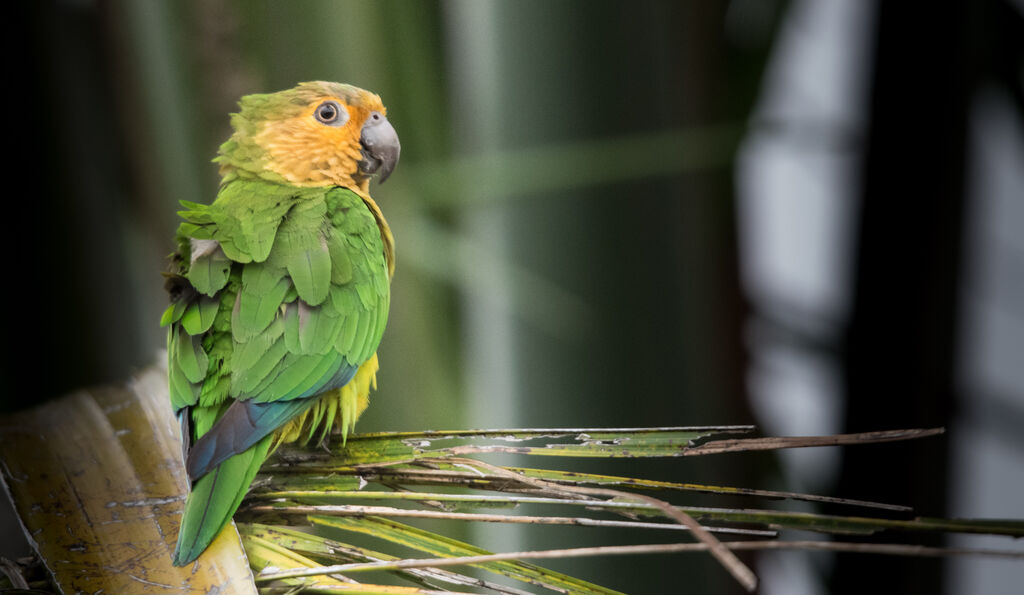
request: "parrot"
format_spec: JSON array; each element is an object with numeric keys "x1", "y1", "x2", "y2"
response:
[{"x1": 160, "y1": 81, "x2": 399, "y2": 566}]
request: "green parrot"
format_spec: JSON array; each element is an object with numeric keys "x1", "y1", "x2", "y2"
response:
[{"x1": 161, "y1": 81, "x2": 399, "y2": 566}]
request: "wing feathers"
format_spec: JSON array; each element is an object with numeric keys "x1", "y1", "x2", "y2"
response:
[
  {"x1": 233, "y1": 262, "x2": 292, "y2": 341},
  {"x1": 186, "y1": 242, "x2": 232, "y2": 296},
  {"x1": 174, "y1": 327, "x2": 209, "y2": 383},
  {"x1": 181, "y1": 295, "x2": 219, "y2": 335}
]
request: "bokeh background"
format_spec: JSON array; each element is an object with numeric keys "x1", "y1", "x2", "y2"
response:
[{"x1": 6, "y1": 1, "x2": 1024, "y2": 593}]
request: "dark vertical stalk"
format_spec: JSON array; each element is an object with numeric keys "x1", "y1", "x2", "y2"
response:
[{"x1": 832, "y1": 3, "x2": 981, "y2": 594}]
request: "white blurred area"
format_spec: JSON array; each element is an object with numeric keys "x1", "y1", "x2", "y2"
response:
[
  {"x1": 949, "y1": 86, "x2": 1024, "y2": 592},
  {"x1": 737, "y1": 1, "x2": 874, "y2": 591},
  {"x1": 736, "y1": 0, "x2": 1024, "y2": 593}
]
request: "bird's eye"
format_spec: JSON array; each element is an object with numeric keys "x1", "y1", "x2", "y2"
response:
[{"x1": 314, "y1": 100, "x2": 348, "y2": 127}]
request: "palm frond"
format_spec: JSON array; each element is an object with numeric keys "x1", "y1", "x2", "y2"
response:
[
  {"x1": 2, "y1": 368, "x2": 1020, "y2": 594},
  {"x1": 243, "y1": 426, "x2": 1023, "y2": 593}
]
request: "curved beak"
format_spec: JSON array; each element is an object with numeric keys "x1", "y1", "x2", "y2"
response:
[{"x1": 358, "y1": 111, "x2": 400, "y2": 183}]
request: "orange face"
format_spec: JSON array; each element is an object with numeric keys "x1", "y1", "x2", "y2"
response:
[{"x1": 254, "y1": 90, "x2": 388, "y2": 189}]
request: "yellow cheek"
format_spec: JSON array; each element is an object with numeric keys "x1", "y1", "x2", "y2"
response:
[{"x1": 256, "y1": 117, "x2": 364, "y2": 187}]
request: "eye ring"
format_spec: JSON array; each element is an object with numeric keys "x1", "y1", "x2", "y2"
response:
[{"x1": 314, "y1": 100, "x2": 349, "y2": 127}]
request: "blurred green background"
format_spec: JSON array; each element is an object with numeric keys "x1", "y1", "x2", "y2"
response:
[{"x1": 7, "y1": 1, "x2": 1024, "y2": 593}]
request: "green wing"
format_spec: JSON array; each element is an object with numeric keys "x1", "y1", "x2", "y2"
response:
[{"x1": 162, "y1": 180, "x2": 390, "y2": 565}]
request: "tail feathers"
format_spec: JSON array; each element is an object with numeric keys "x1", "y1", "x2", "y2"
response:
[
  {"x1": 186, "y1": 397, "x2": 316, "y2": 482},
  {"x1": 173, "y1": 434, "x2": 273, "y2": 566}
]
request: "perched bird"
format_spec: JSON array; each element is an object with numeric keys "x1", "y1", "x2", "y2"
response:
[{"x1": 161, "y1": 82, "x2": 399, "y2": 566}]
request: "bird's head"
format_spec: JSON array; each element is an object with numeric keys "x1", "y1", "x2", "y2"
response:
[{"x1": 215, "y1": 81, "x2": 400, "y2": 191}]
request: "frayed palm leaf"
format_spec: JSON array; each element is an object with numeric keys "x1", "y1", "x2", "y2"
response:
[
  {"x1": 1, "y1": 366, "x2": 1021, "y2": 594},
  {"x1": 242, "y1": 427, "x2": 1023, "y2": 593}
]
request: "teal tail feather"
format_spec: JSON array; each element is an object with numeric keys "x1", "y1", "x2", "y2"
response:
[{"x1": 173, "y1": 434, "x2": 273, "y2": 566}]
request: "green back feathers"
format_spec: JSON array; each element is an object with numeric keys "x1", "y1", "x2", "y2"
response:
[
  {"x1": 164, "y1": 178, "x2": 390, "y2": 565},
  {"x1": 163, "y1": 180, "x2": 389, "y2": 411}
]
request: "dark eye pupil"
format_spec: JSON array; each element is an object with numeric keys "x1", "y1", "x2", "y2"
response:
[{"x1": 315, "y1": 101, "x2": 348, "y2": 126}]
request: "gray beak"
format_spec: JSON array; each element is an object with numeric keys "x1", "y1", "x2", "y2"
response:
[{"x1": 358, "y1": 111, "x2": 400, "y2": 183}]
